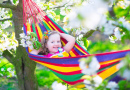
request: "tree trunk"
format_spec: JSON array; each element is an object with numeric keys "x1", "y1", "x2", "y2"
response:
[{"x1": 11, "y1": 1, "x2": 38, "y2": 90}]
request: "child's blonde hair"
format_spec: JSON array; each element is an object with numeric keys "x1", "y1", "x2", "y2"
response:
[{"x1": 40, "y1": 31, "x2": 61, "y2": 55}]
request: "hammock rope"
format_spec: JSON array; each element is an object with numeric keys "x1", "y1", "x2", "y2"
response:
[{"x1": 23, "y1": 0, "x2": 130, "y2": 88}]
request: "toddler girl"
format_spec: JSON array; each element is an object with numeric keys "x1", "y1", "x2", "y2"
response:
[{"x1": 31, "y1": 31, "x2": 75, "y2": 57}]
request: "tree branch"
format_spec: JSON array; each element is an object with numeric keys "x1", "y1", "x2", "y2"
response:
[
  {"x1": 0, "y1": 17, "x2": 13, "y2": 22},
  {"x1": 83, "y1": 30, "x2": 95, "y2": 38},
  {"x1": 43, "y1": 1, "x2": 73, "y2": 11},
  {"x1": 0, "y1": 3, "x2": 16, "y2": 9},
  {"x1": 2, "y1": 50, "x2": 14, "y2": 64}
]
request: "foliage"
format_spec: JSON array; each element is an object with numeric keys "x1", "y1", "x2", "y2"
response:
[
  {"x1": 87, "y1": 40, "x2": 130, "y2": 54},
  {"x1": 36, "y1": 69, "x2": 64, "y2": 88},
  {"x1": 0, "y1": 58, "x2": 16, "y2": 78}
]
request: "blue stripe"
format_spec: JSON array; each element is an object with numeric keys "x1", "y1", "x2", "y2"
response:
[
  {"x1": 96, "y1": 51, "x2": 130, "y2": 62},
  {"x1": 29, "y1": 50, "x2": 130, "y2": 64},
  {"x1": 39, "y1": 23, "x2": 47, "y2": 33}
]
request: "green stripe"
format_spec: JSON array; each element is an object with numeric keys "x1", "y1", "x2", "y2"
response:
[
  {"x1": 50, "y1": 70, "x2": 84, "y2": 82},
  {"x1": 105, "y1": 72, "x2": 118, "y2": 81},
  {"x1": 97, "y1": 62, "x2": 119, "y2": 73},
  {"x1": 42, "y1": 21, "x2": 50, "y2": 30},
  {"x1": 32, "y1": 23, "x2": 38, "y2": 40}
]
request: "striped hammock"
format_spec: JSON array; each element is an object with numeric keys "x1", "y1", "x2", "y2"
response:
[{"x1": 23, "y1": 0, "x2": 130, "y2": 88}]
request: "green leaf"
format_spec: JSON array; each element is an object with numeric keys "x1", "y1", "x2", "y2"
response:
[
  {"x1": 118, "y1": 80, "x2": 127, "y2": 89},
  {"x1": 30, "y1": 32, "x2": 37, "y2": 38},
  {"x1": 13, "y1": 0, "x2": 17, "y2": 4},
  {"x1": 33, "y1": 41, "x2": 42, "y2": 50}
]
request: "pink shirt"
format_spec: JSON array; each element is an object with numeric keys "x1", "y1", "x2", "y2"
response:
[{"x1": 44, "y1": 48, "x2": 69, "y2": 58}]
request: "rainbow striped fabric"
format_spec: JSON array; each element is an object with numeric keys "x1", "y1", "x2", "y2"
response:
[
  {"x1": 23, "y1": 0, "x2": 130, "y2": 88},
  {"x1": 23, "y1": 15, "x2": 130, "y2": 88}
]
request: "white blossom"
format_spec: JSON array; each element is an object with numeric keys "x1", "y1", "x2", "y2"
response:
[
  {"x1": 20, "y1": 33, "x2": 26, "y2": 38},
  {"x1": 89, "y1": 57, "x2": 100, "y2": 71},
  {"x1": 1, "y1": 21, "x2": 11, "y2": 29},
  {"x1": 28, "y1": 45, "x2": 34, "y2": 50},
  {"x1": 82, "y1": 68, "x2": 94, "y2": 75},
  {"x1": 7, "y1": 68, "x2": 12, "y2": 71},
  {"x1": 117, "y1": 60, "x2": 125, "y2": 69},
  {"x1": 1, "y1": 68, "x2": 4, "y2": 71},
  {"x1": 21, "y1": 39, "x2": 26, "y2": 44},
  {"x1": 60, "y1": 7, "x2": 67, "y2": 15},
  {"x1": 103, "y1": 21, "x2": 116, "y2": 35},
  {"x1": 52, "y1": 81, "x2": 67, "y2": 90},
  {"x1": 80, "y1": 57, "x2": 100, "y2": 75},
  {"x1": 98, "y1": 15, "x2": 107, "y2": 29},
  {"x1": 26, "y1": 41, "x2": 32, "y2": 46},
  {"x1": 93, "y1": 75, "x2": 103, "y2": 87},
  {"x1": 109, "y1": 36, "x2": 115, "y2": 43},
  {"x1": 119, "y1": 18, "x2": 130, "y2": 31},
  {"x1": 114, "y1": 27, "x2": 121, "y2": 40},
  {"x1": 122, "y1": 69, "x2": 130, "y2": 81},
  {"x1": 79, "y1": 60, "x2": 87, "y2": 70},
  {"x1": 106, "y1": 81, "x2": 118, "y2": 90},
  {"x1": 83, "y1": 80, "x2": 94, "y2": 90},
  {"x1": 84, "y1": 12, "x2": 102, "y2": 30},
  {"x1": 10, "y1": 70, "x2": 16, "y2": 77},
  {"x1": 25, "y1": 36, "x2": 30, "y2": 40},
  {"x1": 20, "y1": 43, "x2": 28, "y2": 47}
]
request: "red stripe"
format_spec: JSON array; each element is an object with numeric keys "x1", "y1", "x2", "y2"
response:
[
  {"x1": 49, "y1": 68, "x2": 82, "y2": 75},
  {"x1": 75, "y1": 43, "x2": 89, "y2": 55},
  {"x1": 100, "y1": 60, "x2": 120, "y2": 69},
  {"x1": 35, "y1": 25, "x2": 41, "y2": 42},
  {"x1": 71, "y1": 48, "x2": 80, "y2": 56},
  {"x1": 30, "y1": 24, "x2": 33, "y2": 32},
  {"x1": 31, "y1": 58, "x2": 79, "y2": 67},
  {"x1": 91, "y1": 49, "x2": 130, "y2": 56},
  {"x1": 62, "y1": 79, "x2": 84, "y2": 85}
]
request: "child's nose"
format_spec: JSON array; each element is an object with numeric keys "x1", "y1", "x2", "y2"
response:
[{"x1": 55, "y1": 42, "x2": 59, "y2": 45}]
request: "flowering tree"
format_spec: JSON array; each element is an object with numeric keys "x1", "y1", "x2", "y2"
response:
[
  {"x1": 0, "y1": 0, "x2": 130, "y2": 90},
  {"x1": 0, "y1": 0, "x2": 38, "y2": 90}
]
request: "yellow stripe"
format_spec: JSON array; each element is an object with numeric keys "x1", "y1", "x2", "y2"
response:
[
  {"x1": 75, "y1": 84, "x2": 85, "y2": 88},
  {"x1": 69, "y1": 51, "x2": 76, "y2": 57},
  {"x1": 48, "y1": 21, "x2": 58, "y2": 31},
  {"x1": 35, "y1": 61, "x2": 81, "y2": 72},
  {"x1": 99, "y1": 58, "x2": 122, "y2": 65},
  {"x1": 61, "y1": 41, "x2": 65, "y2": 46},
  {"x1": 61, "y1": 39, "x2": 76, "y2": 57},
  {"x1": 26, "y1": 23, "x2": 32, "y2": 52},
  {"x1": 36, "y1": 23, "x2": 43, "y2": 40},
  {"x1": 98, "y1": 64, "x2": 119, "y2": 80},
  {"x1": 27, "y1": 23, "x2": 31, "y2": 32},
  {"x1": 43, "y1": 20, "x2": 53, "y2": 30},
  {"x1": 75, "y1": 45, "x2": 87, "y2": 55}
]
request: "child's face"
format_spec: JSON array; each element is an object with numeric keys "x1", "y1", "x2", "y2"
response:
[{"x1": 46, "y1": 33, "x2": 62, "y2": 54}]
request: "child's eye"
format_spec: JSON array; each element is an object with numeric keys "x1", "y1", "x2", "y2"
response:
[
  {"x1": 51, "y1": 41, "x2": 54, "y2": 43},
  {"x1": 57, "y1": 41, "x2": 60, "y2": 43}
]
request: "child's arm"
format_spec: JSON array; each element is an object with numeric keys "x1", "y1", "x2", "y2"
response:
[
  {"x1": 59, "y1": 33, "x2": 75, "y2": 53},
  {"x1": 30, "y1": 48, "x2": 42, "y2": 55}
]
